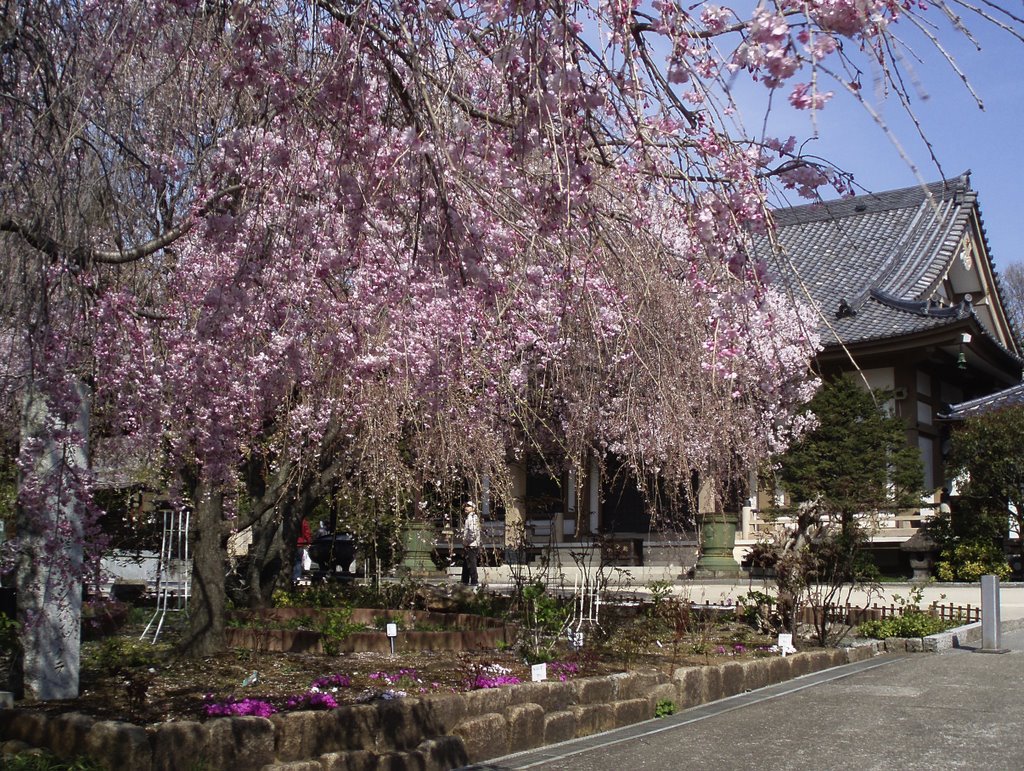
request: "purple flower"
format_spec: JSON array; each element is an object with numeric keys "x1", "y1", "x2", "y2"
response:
[
  {"x1": 312, "y1": 673, "x2": 352, "y2": 689},
  {"x1": 548, "y1": 661, "x2": 580, "y2": 678},
  {"x1": 473, "y1": 674, "x2": 522, "y2": 689},
  {"x1": 203, "y1": 697, "x2": 277, "y2": 718},
  {"x1": 286, "y1": 690, "x2": 339, "y2": 710}
]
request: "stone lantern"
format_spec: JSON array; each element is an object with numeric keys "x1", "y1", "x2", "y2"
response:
[{"x1": 900, "y1": 531, "x2": 938, "y2": 581}]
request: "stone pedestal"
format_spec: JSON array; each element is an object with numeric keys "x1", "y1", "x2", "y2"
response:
[
  {"x1": 694, "y1": 510, "x2": 743, "y2": 579},
  {"x1": 399, "y1": 521, "x2": 439, "y2": 576}
]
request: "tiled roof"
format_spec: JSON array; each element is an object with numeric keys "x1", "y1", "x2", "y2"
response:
[
  {"x1": 763, "y1": 176, "x2": 978, "y2": 347},
  {"x1": 943, "y1": 382, "x2": 1024, "y2": 420}
]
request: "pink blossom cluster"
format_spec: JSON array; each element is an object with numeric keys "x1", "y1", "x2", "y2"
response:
[
  {"x1": 3, "y1": 0, "x2": 965, "y2": 616},
  {"x1": 285, "y1": 690, "x2": 339, "y2": 711},
  {"x1": 203, "y1": 697, "x2": 277, "y2": 718}
]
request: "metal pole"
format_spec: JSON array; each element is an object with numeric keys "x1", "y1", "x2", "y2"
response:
[{"x1": 979, "y1": 574, "x2": 1009, "y2": 654}]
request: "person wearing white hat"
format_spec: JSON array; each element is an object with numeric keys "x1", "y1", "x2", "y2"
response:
[{"x1": 460, "y1": 502, "x2": 481, "y2": 586}]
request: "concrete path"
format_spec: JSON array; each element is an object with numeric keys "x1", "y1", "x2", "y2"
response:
[
  {"x1": 474, "y1": 627, "x2": 1024, "y2": 770},
  {"x1": 461, "y1": 564, "x2": 1024, "y2": 620}
]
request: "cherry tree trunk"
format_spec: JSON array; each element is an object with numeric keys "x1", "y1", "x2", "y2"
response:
[
  {"x1": 15, "y1": 382, "x2": 88, "y2": 700},
  {"x1": 180, "y1": 481, "x2": 226, "y2": 657}
]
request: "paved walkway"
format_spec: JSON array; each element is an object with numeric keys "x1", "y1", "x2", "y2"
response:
[
  {"x1": 462, "y1": 564, "x2": 1024, "y2": 620},
  {"x1": 473, "y1": 626, "x2": 1024, "y2": 770}
]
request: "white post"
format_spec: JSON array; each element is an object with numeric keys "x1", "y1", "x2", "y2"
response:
[{"x1": 979, "y1": 574, "x2": 1008, "y2": 654}]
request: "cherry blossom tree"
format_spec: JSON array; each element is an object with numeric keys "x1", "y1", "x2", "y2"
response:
[{"x1": 2, "y1": 0, "x2": 1020, "y2": 696}]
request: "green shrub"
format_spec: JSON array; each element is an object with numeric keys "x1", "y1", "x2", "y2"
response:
[
  {"x1": 318, "y1": 607, "x2": 365, "y2": 655},
  {"x1": 654, "y1": 699, "x2": 676, "y2": 718},
  {"x1": 935, "y1": 542, "x2": 1011, "y2": 582},
  {"x1": 857, "y1": 611, "x2": 953, "y2": 639},
  {"x1": 0, "y1": 752, "x2": 107, "y2": 770}
]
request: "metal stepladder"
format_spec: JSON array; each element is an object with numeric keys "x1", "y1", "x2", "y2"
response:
[{"x1": 141, "y1": 506, "x2": 192, "y2": 643}]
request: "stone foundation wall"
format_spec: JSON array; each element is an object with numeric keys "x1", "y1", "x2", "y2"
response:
[{"x1": 0, "y1": 646, "x2": 878, "y2": 771}]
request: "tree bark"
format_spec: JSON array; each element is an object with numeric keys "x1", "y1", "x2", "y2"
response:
[{"x1": 180, "y1": 479, "x2": 226, "y2": 657}]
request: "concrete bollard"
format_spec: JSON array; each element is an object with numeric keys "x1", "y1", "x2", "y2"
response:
[{"x1": 979, "y1": 574, "x2": 1009, "y2": 654}]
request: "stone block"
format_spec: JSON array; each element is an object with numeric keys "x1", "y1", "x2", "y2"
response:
[
  {"x1": 273, "y1": 705, "x2": 381, "y2": 761},
  {"x1": 84, "y1": 720, "x2": 152, "y2": 771},
  {"x1": 260, "y1": 762, "x2": 322, "y2": 771},
  {"x1": 418, "y1": 693, "x2": 466, "y2": 733},
  {"x1": 767, "y1": 655, "x2": 791, "y2": 684},
  {"x1": 1, "y1": 740, "x2": 33, "y2": 756},
  {"x1": 739, "y1": 659, "x2": 770, "y2": 691},
  {"x1": 416, "y1": 736, "x2": 468, "y2": 771},
  {"x1": 647, "y1": 683, "x2": 677, "y2": 715},
  {"x1": 376, "y1": 699, "x2": 431, "y2": 752},
  {"x1": 452, "y1": 712, "x2": 507, "y2": 764},
  {"x1": 671, "y1": 667, "x2": 704, "y2": 709},
  {"x1": 573, "y1": 676, "x2": 614, "y2": 706},
  {"x1": 789, "y1": 653, "x2": 811, "y2": 678},
  {"x1": 206, "y1": 716, "x2": 275, "y2": 770},
  {"x1": 508, "y1": 680, "x2": 575, "y2": 712},
  {"x1": 150, "y1": 720, "x2": 210, "y2": 771},
  {"x1": 884, "y1": 638, "x2": 907, "y2": 653},
  {"x1": 719, "y1": 662, "x2": 745, "y2": 698},
  {"x1": 702, "y1": 666, "x2": 723, "y2": 703},
  {"x1": 806, "y1": 650, "x2": 828, "y2": 675},
  {"x1": 571, "y1": 703, "x2": 614, "y2": 737},
  {"x1": 504, "y1": 703, "x2": 545, "y2": 753},
  {"x1": 612, "y1": 698, "x2": 651, "y2": 728},
  {"x1": 461, "y1": 686, "x2": 512, "y2": 716},
  {"x1": 319, "y1": 750, "x2": 380, "y2": 771},
  {"x1": 46, "y1": 712, "x2": 95, "y2": 759},
  {"x1": 609, "y1": 670, "x2": 666, "y2": 701},
  {"x1": 543, "y1": 710, "x2": 577, "y2": 745},
  {"x1": 906, "y1": 637, "x2": 924, "y2": 653},
  {"x1": 0, "y1": 711, "x2": 48, "y2": 747}
]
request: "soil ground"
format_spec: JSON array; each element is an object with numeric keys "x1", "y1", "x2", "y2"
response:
[{"x1": 0, "y1": 592, "x2": 783, "y2": 726}]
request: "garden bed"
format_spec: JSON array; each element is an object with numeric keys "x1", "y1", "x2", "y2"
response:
[{"x1": 225, "y1": 607, "x2": 517, "y2": 654}]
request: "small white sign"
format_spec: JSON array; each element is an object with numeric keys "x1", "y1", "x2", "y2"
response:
[
  {"x1": 777, "y1": 633, "x2": 796, "y2": 656},
  {"x1": 531, "y1": 663, "x2": 547, "y2": 682},
  {"x1": 386, "y1": 623, "x2": 398, "y2": 638},
  {"x1": 568, "y1": 631, "x2": 584, "y2": 649}
]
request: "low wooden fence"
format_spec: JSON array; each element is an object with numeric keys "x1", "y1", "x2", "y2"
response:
[{"x1": 795, "y1": 601, "x2": 980, "y2": 626}]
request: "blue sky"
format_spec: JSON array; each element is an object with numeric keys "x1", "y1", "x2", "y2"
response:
[{"x1": 752, "y1": 10, "x2": 1024, "y2": 268}]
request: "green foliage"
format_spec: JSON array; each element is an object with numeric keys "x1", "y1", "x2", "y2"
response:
[
  {"x1": 857, "y1": 611, "x2": 953, "y2": 639},
  {"x1": 520, "y1": 582, "x2": 568, "y2": 635},
  {"x1": 0, "y1": 753, "x2": 108, "y2": 770},
  {"x1": 512, "y1": 581, "x2": 570, "y2": 663},
  {"x1": 857, "y1": 584, "x2": 957, "y2": 639},
  {"x1": 654, "y1": 699, "x2": 676, "y2": 718},
  {"x1": 0, "y1": 611, "x2": 19, "y2": 653},
  {"x1": 318, "y1": 607, "x2": 364, "y2": 655},
  {"x1": 646, "y1": 580, "x2": 674, "y2": 608},
  {"x1": 772, "y1": 378, "x2": 924, "y2": 522},
  {"x1": 936, "y1": 542, "x2": 1011, "y2": 582},
  {"x1": 735, "y1": 590, "x2": 775, "y2": 627},
  {"x1": 89, "y1": 637, "x2": 159, "y2": 673},
  {"x1": 763, "y1": 378, "x2": 921, "y2": 644},
  {"x1": 943, "y1": 405, "x2": 1024, "y2": 572}
]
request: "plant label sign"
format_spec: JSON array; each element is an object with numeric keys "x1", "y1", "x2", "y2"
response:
[
  {"x1": 777, "y1": 633, "x2": 796, "y2": 656},
  {"x1": 386, "y1": 623, "x2": 398, "y2": 638},
  {"x1": 531, "y1": 663, "x2": 547, "y2": 682}
]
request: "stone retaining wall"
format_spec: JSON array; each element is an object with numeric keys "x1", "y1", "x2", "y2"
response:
[{"x1": 0, "y1": 646, "x2": 878, "y2": 771}]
